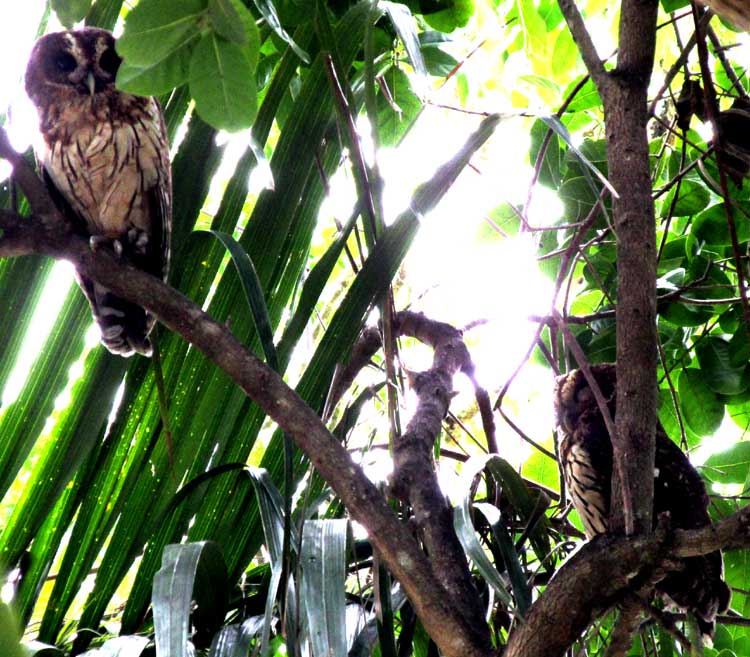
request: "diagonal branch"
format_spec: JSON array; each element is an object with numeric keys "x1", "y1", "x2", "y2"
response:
[
  {"x1": 0, "y1": 186, "x2": 493, "y2": 657},
  {"x1": 557, "y1": 0, "x2": 609, "y2": 93}
]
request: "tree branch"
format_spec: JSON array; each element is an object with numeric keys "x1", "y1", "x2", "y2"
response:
[
  {"x1": 0, "y1": 216, "x2": 492, "y2": 657},
  {"x1": 503, "y1": 509, "x2": 750, "y2": 657},
  {"x1": 557, "y1": 0, "x2": 609, "y2": 92}
]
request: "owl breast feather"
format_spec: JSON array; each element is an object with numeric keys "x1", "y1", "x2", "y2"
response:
[{"x1": 41, "y1": 93, "x2": 165, "y2": 239}]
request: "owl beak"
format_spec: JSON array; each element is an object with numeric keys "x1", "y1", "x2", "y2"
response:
[{"x1": 86, "y1": 71, "x2": 96, "y2": 96}]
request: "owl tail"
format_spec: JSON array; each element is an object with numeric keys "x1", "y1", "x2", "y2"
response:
[
  {"x1": 77, "y1": 275, "x2": 154, "y2": 357},
  {"x1": 659, "y1": 552, "x2": 731, "y2": 642}
]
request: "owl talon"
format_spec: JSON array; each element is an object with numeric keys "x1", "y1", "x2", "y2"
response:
[
  {"x1": 89, "y1": 235, "x2": 123, "y2": 258},
  {"x1": 89, "y1": 235, "x2": 108, "y2": 251},
  {"x1": 126, "y1": 227, "x2": 149, "y2": 255}
]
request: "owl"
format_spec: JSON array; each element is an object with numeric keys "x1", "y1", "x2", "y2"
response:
[
  {"x1": 25, "y1": 28, "x2": 171, "y2": 357},
  {"x1": 699, "y1": 0, "x2": 750, "y2": 30},
  {"x1": 554, "y1": 364, "x2": 730, "y2": 638}
]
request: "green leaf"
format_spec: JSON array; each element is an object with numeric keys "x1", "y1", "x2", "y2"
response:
[
  {"x1": 209, "y1": 0, "x2": 247, "y2": 44},
  {"x1": 661, "y1": 0, "x2": 689, "y2": 11},
  {"x1": 474, "y1": 503, "x2": 532, "y2": 614},
  {"x1": 693, "y1": 203, "x2": 750, "y2": 246},
  {"x1": 210, "y1": 617, "x2": 265, "y2": 656},
  {"x1": 422, "y1": 0, "x2": 475, "y2": 32},
  {"x1": 377, "y1": 67, "x2": 423, "y2": 147},
  {"x1": 116, "y1": 0, "x2": 207, "y2": 68},
  {"x1": 116, "y1": 42, "x2": 192, "y2": 96},
  {"x1": 202, "y1": 231, "x2": 278, "y2": 370},
  {"x1": 382, "y1": 2, "x2": 427, "y2": 82},
  {"x1": 521, "y1": 444, "x2": 560, "y2": 491},
  {"x1": 564, "y1": 76, "x2": 602, "y2": 112},
  {"x1": 189, "y1": 33, "x2": 258, "y2": 131},
  {"x1": 51, "y1": 0, "x2": 91, "y2": 26},
  {"x1": 153, "y1": 542, "x2": 229, "y2": 657},
  {"x1": 484, "y1": 456, "x2": 552, "y2": 567},
  {"x1": 665, "y1": 179, "x2": 711, "y2": 217},
  {"x1": 678, "y1": 368, "x2": 724, "y2": 436},
  {"x1": 704, "y1": 442, "x2": 750, "y2": 484},
  {"x1": 550, "y1": 29, "x2": 578, "y2": 78},
  {"x1": 658, "y1": 388, "x2": 701, "y2": 449},
  {"x1": 300, "y1": 520, "x2": 349, "y2": 657},
  {"x1": 453, "y1": 491, "x2": 514, "y2": 607},
  {"x1": 0, "y1": 603, "x2": 24, "y2": 657},
  {"x1": 696, "y1": 337, "x2": 749, "y2": 396},
  {"x1": 251, "y1": 0, "x2": 310, "y2": 63}
]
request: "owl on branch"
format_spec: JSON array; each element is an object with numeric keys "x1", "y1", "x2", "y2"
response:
[{"x1": 25, "y1": 27, "x2": 171, "y2": 357}]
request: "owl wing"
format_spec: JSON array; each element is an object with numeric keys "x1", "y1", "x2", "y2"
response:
[
  {"x1": 653, "y1": 427, "x2": 731, "y2": 637},
  {"x1": 41, "y1": 162, "x2": 160, "y2": 356},
  {"x1": 559, "y1": 409, "x2": 612, "y2": 538}
]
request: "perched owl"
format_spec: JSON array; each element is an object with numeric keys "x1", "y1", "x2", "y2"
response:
[
  {"x1": 554, "y1": 364, "x2": 730, "y2": 638},
  {"x1": 699, "y1": 0, "x2": 750, "y2": 31},
  {"x1": 25, "y1": 28, "x2": 171, "y2": 357}
]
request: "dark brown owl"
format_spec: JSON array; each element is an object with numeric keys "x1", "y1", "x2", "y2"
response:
[
  {"x1": 554, "y1": 364, "x2": 730, "y2": 638},
  {"x1": 25, "y1": 28, "x2": 171, "y2": 357},
  {"x1": 699, "y1": 0, "x2": 750, "y2": 31}
]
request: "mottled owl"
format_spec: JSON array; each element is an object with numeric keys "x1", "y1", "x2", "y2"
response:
[
  {"x1": 699, "y1": 0, "x2": 750, "y2": 31},
  {"x1": 25, "y1": 28, "x2": 171, "y2": 357},
  {"x1": 554, "y1": 364, "x2": 730, "y2": 638}
]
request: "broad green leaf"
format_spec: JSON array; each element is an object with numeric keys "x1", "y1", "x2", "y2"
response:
[
  {"x1": 485, "y1": 456, "x2": 552, "y2": 566},
  {"x1": 300, "y1": 520, "x2": 349, "y2": 657},
  {"x1": 704, "y1": 442, "x2": 750, "y2": 484},
  {"x1": 693, "y1": 203, "x2": 750, "y2": 246},
  {"x1": 474, "y1": 503, "x2": 532, "y2": 614},
  {"x1": 153, "y1": 542, "x2": 228, "y2": 657},
  {"x1": 117, "y1": 42, "x2": 193, "y2": 96},
  {"x1": 551, "y1": 28, "x2": 578, "y2": 78},
  {"x1": 696, "y1": 337, "x2": 749, "y2": 396},
  {"x1": 661, "y1": 0, "x2": 689, "y2": 11},
  {"x1": 422, "y1": 0, "x2": 475, "y2": 32},
  {"x1": 189, "y1": 33, "x2": 258, "y2": 131},
  {"x1": 210, "y1": 617, "x2": 265, "y2": 657},
  {"x1": 563, "y1": 76, "x2": 601, "y2": 112},
  {"x1": 209, "y1": 0, "x2": 247, "y2": 44},
  {"x1": 420, "y1": 43, "x2": 458, "y2": 77},
  {"x1": 377, "y1": 67, "x2": 423, "y2": 147},
  {"x1": 658, "y1": 388, "x2": 700, "y2": 449},
  {"x1": 454, "y1": 485, "x2": 514, "y2": 607},
  {"x1": 0, "y1": 603, "x2": 24, "y2": 657},
  {"x1": 116, "y1": 0, "x2": 206, "y2": 68},
  {"x1": 51, "y1": 0, "x2": 91, "y2": 26},
  {"x1": 678, "y1": 368, "x2": 724, "y2": 436},
  {"x1": 664, "y1": 179, "x2": 711, "y2": 217},
  {"x1": 521, "y1": 445, "x2": 559, "y2": 491}
]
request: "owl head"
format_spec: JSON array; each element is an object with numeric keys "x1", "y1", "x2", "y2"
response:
[
  {"x1": 553, "y1": 363, "x2": 617, "y2": 434},
  {"x1": 25, "y1": 28, "x2": 121, "y2": 105}
]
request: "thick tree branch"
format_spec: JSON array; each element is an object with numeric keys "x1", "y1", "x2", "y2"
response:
[
  {"x1": 0, "y1": 214, "x2": 492, "y2": 657},
  {"x1": 390, "y1": 312, "x2": 489, "y2": 642},
  {"x1": 326, "y1": 311, "x2": 494, "y2": 641},
  {"x1": 559, "y1": 0, "x2": 660, "y2": 535},
  {"x1": 504, "y1": 509, "x2": 750, "y2": 657}
]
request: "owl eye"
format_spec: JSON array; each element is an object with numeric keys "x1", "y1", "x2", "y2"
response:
[
  {"x1": 99, "y1": 48, "x2": 121, "y2": 76},
  {"x1": 55, "y1": 52, "x2": 77, "y2": 73}
]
